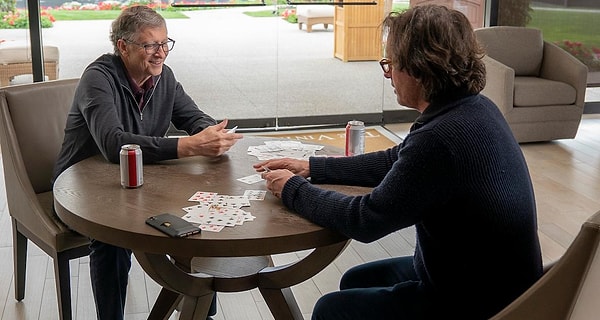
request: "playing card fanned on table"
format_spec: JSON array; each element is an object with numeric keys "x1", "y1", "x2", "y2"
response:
[
  {"x1": 181, "y1": 191, "x2": 258, "y2": 232},
  {"x1": 247, "y1": 140, "x2": 324, "y2": 160}
]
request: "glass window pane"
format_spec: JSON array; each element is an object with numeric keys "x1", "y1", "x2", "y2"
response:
[{"x1": 4, "y1": 2, "x2": 417, "y2": 128}]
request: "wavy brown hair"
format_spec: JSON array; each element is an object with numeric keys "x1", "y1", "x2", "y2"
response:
[{"x1": 383, "y1": 5, "x2": 486, "y2": 103}]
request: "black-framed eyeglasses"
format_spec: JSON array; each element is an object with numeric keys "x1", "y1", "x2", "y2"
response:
[
  {"x1": 379, "y1": 58, "x2": 392, "y2": 73},
  {"x1": 125, "y1": 38, "x2": 176, "y2": 55}
]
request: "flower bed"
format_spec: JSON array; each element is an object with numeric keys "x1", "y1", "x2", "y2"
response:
[
  {"x1": 281, "y1": 6, "x2": 296, "y2": 23},
  {"x1": 0, "y1": 0, "x2": 174, "y2": 29},
  {"x1": 555, "y1": 40, "x2": 600, "y2": 72},
  {"x1": 0, "y1": 10, "x2": 55, "y2": 28}
]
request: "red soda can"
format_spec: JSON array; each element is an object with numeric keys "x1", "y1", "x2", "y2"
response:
[
  {"x1": 120, "y1": 144, "x2": 143, "y2": 188},
  {"x1": 345, "y1": 120, "x2": 365, "y2": 156}
]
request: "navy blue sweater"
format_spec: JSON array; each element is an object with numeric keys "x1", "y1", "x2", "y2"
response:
[{"x1": 282, "y1": 94, "x2": 543, "y2": 319}]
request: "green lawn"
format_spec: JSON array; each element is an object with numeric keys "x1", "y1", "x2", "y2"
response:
[
  {"x1": 244, "y1": 10, "x2": 279, "y2": 18},
  {"x1": 528, "y1": 8, "x2": 600, "y2": 48},
  {"x1": 48, "y1": 9, "x2": 189, "y2": 20}
]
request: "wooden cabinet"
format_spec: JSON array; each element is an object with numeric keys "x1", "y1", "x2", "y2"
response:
[
  {"x1": 333, "y1": 0, "x2": 392, "y2": 62},
  {"x1": 409, "y1": 0, "x2": 485, "y2": 28}
]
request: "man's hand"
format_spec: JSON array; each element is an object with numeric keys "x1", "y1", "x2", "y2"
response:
[
  {"x1": 253, "y1": 158, "x2": 310, "y2": 178},
  {"x1": 177, "y1": 119, "x2": 243, "y2": 158},
  {"x1": 261, "y1": 169, "x2": 295, "y2": 198}
]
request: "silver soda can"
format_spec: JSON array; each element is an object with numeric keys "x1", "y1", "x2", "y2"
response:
[
  {"x1": 345, "y1": 120, "x2": 365, "y2": 156},
  {"x1": 120, "y1": 144, "x2": 143, "y2": 188}
]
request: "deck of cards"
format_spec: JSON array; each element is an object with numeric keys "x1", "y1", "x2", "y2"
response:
[
  {"x1": 247, "y1": 140, "x2": 323, "y2": 160},
  {"x1": 180, "y1": 190, "x2": 266, "y2": 232}
]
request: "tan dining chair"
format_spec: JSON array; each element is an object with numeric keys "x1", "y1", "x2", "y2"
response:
[
  {"x1": 491, "y1": 209, "x2": 600, "y2": 319},
  {"x1": 0, "y1": 79, "x2": 90, "y2": 320}
]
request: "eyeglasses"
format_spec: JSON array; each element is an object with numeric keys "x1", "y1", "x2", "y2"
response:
[
  {"x1": 125, "y1": 38, "x2": 176, "y2": 55},
  {"x1": 379, "y1": 58, "x2": 392, "y2": 73}
]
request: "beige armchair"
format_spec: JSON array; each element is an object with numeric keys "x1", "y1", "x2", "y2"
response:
[
  {"x1": 474, "y1": 26, "x2": 588, "y2": 143},
  {"x1": 491, "y1": 209, "x2": 600, "y2": 319},
  {"x1": 0, "y1": 79, "x2": 90, "y2": 320}
]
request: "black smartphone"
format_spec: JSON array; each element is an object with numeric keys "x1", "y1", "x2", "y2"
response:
[{"x1": 145, "y1": 213, "x2": 201, "y2": 237}]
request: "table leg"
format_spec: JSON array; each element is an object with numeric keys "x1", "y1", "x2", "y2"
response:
[
  {"x1": 135, "y1": 239, "x2": 349, "y2": 320},
  {"x1": 148, "y1": 288, "x2": 182, "y2": 320},
  {"x1": 259, "y1": 287, "x2": 304, "y2": 320},
  {"x1": 179, "y1": 294, "x2": 215, "y2": 320},
  {"x1": 134, "y1": 251, "x2": 215, "y2": 319},
  {"x1": 258, "y1": 240, "x2": 350, "y2": 319}
]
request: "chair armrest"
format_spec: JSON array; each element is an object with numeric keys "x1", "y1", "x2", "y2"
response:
[
  {"x1": 481, "y1": 55, "x2": 515, "y2": 116},
  {"x1": 540, "y1": 41, "x2": 588, "y2": 109}
]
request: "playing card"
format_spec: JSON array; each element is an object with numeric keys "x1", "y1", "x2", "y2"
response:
[
  {"x1": 187, "y1": 191, "x2": 217, "y2": 202},
  {"x1": 182, "y1": 204, "x2": 210, "y2": 213},
  {"x1": 226, "y1": 195, "x2": 251, "y2": 207},
  {"x1": 200, "y1": 213, "x2": 238, "y2": 226},
  {"x1": 199, "y1": 224, "x2": 225, "y2": 232},
  {"x1": 209, "y1": 206, "x2": 243, "y2": 218},
  {"x1": 209, "y1": 195, "x2": 247, "y2": 208},
  {"x1": 211, "y1": 195, "x2": 234, "y2": 208},
  {"x1": 244, "y1": 190, "x2": 267, "y2": 200},
  {"x1": 237, "y1": 173, "x2": 264, "y2": 184},
  {"x1": 181, "y1": 211, "x2": 209, "y2": 224},
  {"x1": 241, "y1": 211, "x2": 256, "y2": 222},
  {"x1": 182, "y1": 191, "x2": 257, "y2": 229}
]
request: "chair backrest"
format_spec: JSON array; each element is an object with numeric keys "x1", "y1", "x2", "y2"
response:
[
  {"x1": 566, "y1": 214, "x2": 600, "y2": 320},
  {"x1": 475, "y1": 26, "x2": 544, "y2": 77},
  {"x1": 492, "y1": 210, "x2": 600, "y2": 319},
  {"x1": 0, "y1": 79, "x2": 79, "y2": 241},
  {"x1": 0, "y1": 79, "x2": 78, "y2": 194}
]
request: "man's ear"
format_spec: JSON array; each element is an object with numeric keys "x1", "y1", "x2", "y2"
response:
[{"x1": 117, "y1": 39, "x2": 128, "y2": 56}]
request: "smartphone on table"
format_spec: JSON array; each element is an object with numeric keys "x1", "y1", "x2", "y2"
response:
[{"x1": 145, "y1": 213, "x2": 201, "y2": 237}]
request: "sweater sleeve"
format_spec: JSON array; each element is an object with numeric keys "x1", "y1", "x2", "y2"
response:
[
  {"x1": 310, "y1": 146, "x2": 399, "y2": 187},
  {"x1": 281, "y1": 130, "x2": 457, "y2": 243}
]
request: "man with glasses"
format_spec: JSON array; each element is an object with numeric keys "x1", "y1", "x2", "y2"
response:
[
  {"x1": 52, "y1": 5, "x2": 241, "y2": 320},
  {"x1": 256, "y1": 5, "x2": 542, "y2": 319}
]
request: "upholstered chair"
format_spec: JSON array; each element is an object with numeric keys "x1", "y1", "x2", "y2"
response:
[
  {"x1": 491, "y1": 209, "x2": 600, "y2": 319},
  {"x1": 0, "y1": 79, "x2": 90, "y2": 320},
  {"x1": 475, "y1": 26, "x2": 588, "y2": 143}
]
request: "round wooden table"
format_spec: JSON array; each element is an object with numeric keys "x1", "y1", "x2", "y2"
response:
[{"x1": 53, "y1": 137, "x2": 369, "y2": 320}]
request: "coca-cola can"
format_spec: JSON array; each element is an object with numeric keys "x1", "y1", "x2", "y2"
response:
[
  {"x1": 345, "y1": 120, "x2": 365, "y2": 156},
  {"x1": 120, "y1": 144, "x2": 143, "y2": 188}
]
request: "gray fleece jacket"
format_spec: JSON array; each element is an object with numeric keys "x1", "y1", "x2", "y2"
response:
[{"x1": 53, "y1": 54, "x2": 216, "y2": 182}]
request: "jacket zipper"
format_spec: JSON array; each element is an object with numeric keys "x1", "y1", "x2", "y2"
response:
[
  {"x1": 139, "y1": 75, "x2": 161, "y2": 121},
  {"x1": 124, "y1": 75, "x2": 161, "y2": 121}
]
